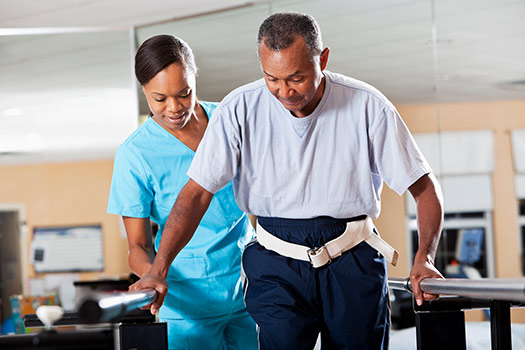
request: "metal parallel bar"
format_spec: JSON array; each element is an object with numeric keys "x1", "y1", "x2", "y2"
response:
[
  {"x1": 388, "y1": 277, "x2": 411, "y2": 292},
  {"x1": 389, "y1": 277, "x2": 525, "y2": 302},
  {"x1": 388, "y1": 278, "x2": 523, "y2": 350},
  {"x1": 77, "y1": 289, "x2": 157, "y2": 323}
]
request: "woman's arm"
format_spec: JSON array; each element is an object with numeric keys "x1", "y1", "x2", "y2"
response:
[
  {"x1": 129, "y1": 179, "x2": 214, "y2": 314},
  {"x1": 122, "y1": 216, "x2": 155, "y2": 277}
]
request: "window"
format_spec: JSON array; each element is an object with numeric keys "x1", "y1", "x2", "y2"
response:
[
  {"x1": 407, "y1": 130, "x2": 495, "y2": 278},
  {"x1": 519, "y1": 200, "x2": 525, "y2": 274},
  {"x1": 409, "y1": 212, "x2": 494, "y2": 277},
  {"x1": 512, "y1": 131, "x2": 525, "y2": 275}
]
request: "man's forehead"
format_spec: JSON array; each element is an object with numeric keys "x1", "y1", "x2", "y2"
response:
[{"x1": 262, "y1": 68, "x2": 302, "y2": 78}]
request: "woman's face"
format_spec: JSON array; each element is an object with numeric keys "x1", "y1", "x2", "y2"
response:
[{"x1": 142, "y1": 63, "x2": 197, "y2": 132}]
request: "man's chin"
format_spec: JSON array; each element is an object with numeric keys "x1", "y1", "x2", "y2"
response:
[{"x1": 280, "y1": 100, "x2": 302, "y2": 111}]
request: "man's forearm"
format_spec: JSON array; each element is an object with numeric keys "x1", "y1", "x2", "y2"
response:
[
  {"x1": 413, "y1": 174, "x2": 444, "y2": 261},
  {"x1": 150, "y1": 179, "x2": 213, "y2": 277},
  {"x1": 408, "y1": 173, "x2": 445, "y2": 305},
  {"x1": 415, "y1": 197, "x2": 443, "y2": 263}
]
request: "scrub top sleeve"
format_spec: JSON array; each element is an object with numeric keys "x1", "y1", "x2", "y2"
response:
[
  {"x1": 371, "y1": 107, "x2": 432, "y2": 195},
  {"x1": 107, "y1": 146, "x2": 153, "y2": 218},
  {"x1": 188, "y1": 105, "x2": 240, "y2": 194}
]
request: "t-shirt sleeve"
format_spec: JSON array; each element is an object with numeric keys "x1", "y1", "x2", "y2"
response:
[
  {"x1": 187, "y1": 105, "x2": 240, "y2": 194},
  {"x1": 107, "y1": 145, "x2": 153, "y2": 217},
  {"x1": 370, "y1": 106, "x2": 432, "y2": 195}
]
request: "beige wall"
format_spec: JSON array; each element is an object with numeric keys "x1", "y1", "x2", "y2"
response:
[
  {"x1": 378, "y1": 99, "x2": 525, "y2": 321},
  {"x1": 0, "y1": 159, "x2": 130, "y2": 286}
]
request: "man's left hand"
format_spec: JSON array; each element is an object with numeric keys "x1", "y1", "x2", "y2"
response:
[{"x1": 409, "y1": 255, "x2": 444, "y2": 306}]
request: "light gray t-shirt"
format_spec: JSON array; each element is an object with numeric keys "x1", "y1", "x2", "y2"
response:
[{"x1": 188, "y1": 71, "x2": 431, "y2": 219}]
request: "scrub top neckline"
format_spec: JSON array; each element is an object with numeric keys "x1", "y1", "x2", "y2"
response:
[{"x1": 149, "y1": 102, "x2": 211, "y2": 153}]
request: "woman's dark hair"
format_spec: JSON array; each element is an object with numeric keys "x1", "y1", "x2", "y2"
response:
[
  {"x1": 135, "y1": 34, "x2": 197, "y2": 86},
  {"x1": 257, "y1": 12, "x2": 323, "y2": 61}
]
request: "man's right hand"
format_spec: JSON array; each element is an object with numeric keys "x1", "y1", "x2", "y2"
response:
[{"x1": 129, "y1": 271, "x2": 168, "y2": 315}]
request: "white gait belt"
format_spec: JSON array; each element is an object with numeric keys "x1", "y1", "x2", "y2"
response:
[{"x1": 256, "y1": 217, "x2": 399, "y2": 268}]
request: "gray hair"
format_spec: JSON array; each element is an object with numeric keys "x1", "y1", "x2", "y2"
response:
[{"x1": 257, "y1": 12, "x2": 323, "y2": 60}]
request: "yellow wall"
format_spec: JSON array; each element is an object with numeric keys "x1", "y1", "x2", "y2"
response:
[
  {"x1": 0, "y1": 159, "x2": 130, "y2": 285},
  {"x1": 377, "y1": 99, "x2": 525, "y2": 321}
]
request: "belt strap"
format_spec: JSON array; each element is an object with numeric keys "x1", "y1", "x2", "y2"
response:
[{"x1": 256, "y1": 217, "x2": 399, "y2": 268}]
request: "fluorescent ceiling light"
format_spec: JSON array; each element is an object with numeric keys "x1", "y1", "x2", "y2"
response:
[{"x1": 0, "y1": 27, "x2": 129, "y2": 36}]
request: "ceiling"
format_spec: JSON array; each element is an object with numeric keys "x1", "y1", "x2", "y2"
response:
[{"x1": 1, "y1": 0, "x2": 524, "y2": 165}]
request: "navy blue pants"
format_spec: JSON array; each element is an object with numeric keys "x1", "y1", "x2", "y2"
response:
[{"x1": 242, "y1": 216, "x2": 390, "y2": 350}]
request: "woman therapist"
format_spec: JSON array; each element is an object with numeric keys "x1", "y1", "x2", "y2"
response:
[{"x1": 107, "y1": 34, "x2": 257, "y2": 350}]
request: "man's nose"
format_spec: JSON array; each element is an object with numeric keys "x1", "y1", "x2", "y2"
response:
[{"x1": 278, "y1": 81, "x2": 294, "y2": 98}]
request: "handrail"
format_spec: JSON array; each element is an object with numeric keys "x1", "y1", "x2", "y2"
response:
[
  {"x1": 77, "y1": 289, "x2": 157, "y2": 323},
  {"x1": 389, "y1": 277, "x2": 525, "y2": 302}
]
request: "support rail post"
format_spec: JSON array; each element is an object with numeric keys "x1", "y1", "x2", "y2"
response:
[
  {"x1": 490, "y1": 300, "x2": 512, "y2": 350},
  {"x1": 414, "y1": 300, "x2": 467, "y2": 350}
]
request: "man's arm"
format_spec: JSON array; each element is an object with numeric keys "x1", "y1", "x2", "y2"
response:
[
  {"x1": 129, "y1": 179, "x2": 214, "y2": 314},
  {"x1": 408, "y1": 173, "x2": 445, "y2": 306}
]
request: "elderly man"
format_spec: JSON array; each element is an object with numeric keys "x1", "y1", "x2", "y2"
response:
[{"x1": 132, "y1": 11, "x2": 444, "y2": 350}]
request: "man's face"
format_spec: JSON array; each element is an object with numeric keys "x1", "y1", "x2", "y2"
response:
[{"x1": 259, "y1": 36, "x2": 329, "y2": 118}]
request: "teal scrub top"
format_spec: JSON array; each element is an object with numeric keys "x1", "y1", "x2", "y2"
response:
[{"x1": 108, "y1": 101, "x2": 254, "y2": 319}]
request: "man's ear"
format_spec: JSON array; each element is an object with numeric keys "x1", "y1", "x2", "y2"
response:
[{"x1": 320, "y1": 47, "x2": 330, "y2": 70}]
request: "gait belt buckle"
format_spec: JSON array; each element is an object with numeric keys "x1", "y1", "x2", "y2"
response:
[{"x1": 307, "y1": 246, "x2": 332, "y2": 268}]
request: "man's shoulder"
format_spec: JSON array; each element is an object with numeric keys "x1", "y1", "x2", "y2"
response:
[
  {"x1": 219, "y1": 78, "x2": 268, "y2": 109},
  {"x1": 325, "y1": 71, "x2": 394, "y2": 109}
]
